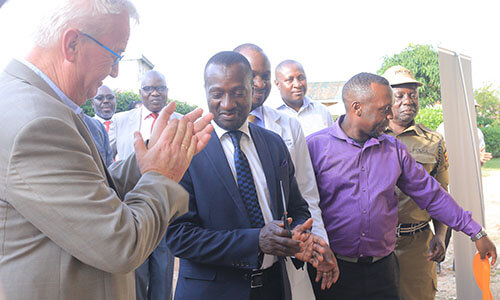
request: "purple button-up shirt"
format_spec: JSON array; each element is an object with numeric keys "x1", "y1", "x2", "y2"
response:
[{"x1": 306, "y1": 115, "x2": 481, "y2": 258}]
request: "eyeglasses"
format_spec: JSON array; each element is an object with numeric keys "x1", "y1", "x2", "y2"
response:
[
  {"x1": 81, "y1": 32, "x2": 123, "y2": 66},
  {"x1": 141, "y1": 86, "x2": 168, "y2": 93},
  {"x1": 94, "y1": 94, "x2": 116, "y2": 101}
]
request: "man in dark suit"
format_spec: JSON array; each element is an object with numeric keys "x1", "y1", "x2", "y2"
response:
[
  {"x1": 166, "y1": 51, "x2": 336, "y2": 300},
  {"x1": 83, "y1": 114, "x2": 114, "y2": 167}
]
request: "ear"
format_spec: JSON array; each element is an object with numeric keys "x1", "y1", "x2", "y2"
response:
[
  {"x1": 61, "y1": 28, "x2": 80, "y2": 63},
  {"x1": 352, "y1": 101, "x2": 362, "y2": 117},
  {"x1": 274, "y1": 79, "x2": 279, "y2": 87}
]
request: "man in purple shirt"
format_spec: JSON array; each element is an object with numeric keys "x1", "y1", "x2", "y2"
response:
[{"x1": 306, "y1": 72, "x2": 497, "y2": 299}]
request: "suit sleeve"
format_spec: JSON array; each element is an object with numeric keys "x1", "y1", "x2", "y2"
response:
[
  {"x1": 6, "y1": 117, "x2": 188, "y2": 274},
  {"x1": 290, "y1": 121, "x2": 328, "y2": 243},
  {"x1": 166, "y1": 168, "x2": 262, "y2": 270}
]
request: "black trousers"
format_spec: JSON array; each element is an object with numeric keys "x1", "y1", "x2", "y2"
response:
[
  {"x1": 250, "y1": 263, "x2": 284, "y2": 300},
  {"x1": 307, "y1": 253, "x2": 401, "y2": 300}
]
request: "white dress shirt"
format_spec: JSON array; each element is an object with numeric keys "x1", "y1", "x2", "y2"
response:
[
  {"x1": 212, "y1": 121, "x2": 276, "y2": 269},
  {"x1": 276, "y1": 96, "x2": 334, "y2": 136}
]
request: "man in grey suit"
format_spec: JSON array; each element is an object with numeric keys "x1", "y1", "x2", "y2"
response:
[
  {"x1": 0, "y1": 1, "x2": 213, "y2": 300},
  {"x1": 110, "y1": 70, "x2": 182, "y2": 160}
]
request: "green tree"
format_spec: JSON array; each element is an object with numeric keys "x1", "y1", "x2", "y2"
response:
[
  {"x1": 378, "y1": 44, "x2": 440, "y2": 107},
  {"x1": 414, "y1": 106, "x2": 443, "y2": 130},
  {"x1": 474, "y1": 84, "x2": 500, "y2": 127},
  {"x1": 81, "y1": 90, "x2": 197, "y2": 117}
]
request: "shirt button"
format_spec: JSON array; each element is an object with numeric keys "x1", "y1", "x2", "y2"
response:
[
  {"x1": 360, "y1": 254, "x2": 364, "y2": 257},
  {"x1": 363, "y1": 210, "x2": 367, "y2": 214},
  {"x1": 362, "y1": 188, "x2": 366, "y2": 192},
  {"x1": 361, "y1": 167, "x2": 365, "y2": 171},
  {"x1": 361, "y1": 232, "x2": 366, "y2": 237}
]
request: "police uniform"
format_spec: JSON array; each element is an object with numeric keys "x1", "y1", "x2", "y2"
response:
[{"x1": 385, "y1": 123, "x2": 449, "y2": 300}]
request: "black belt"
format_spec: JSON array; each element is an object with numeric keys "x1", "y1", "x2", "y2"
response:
[
  {"x1": 396, "y1": 222, "x2": 430, "y2": 237},
  {"x1": 250, "y1": 263, "x2": 280, "y2": 289}
]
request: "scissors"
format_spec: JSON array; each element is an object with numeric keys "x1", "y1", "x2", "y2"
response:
[{"x1": 280, "y1": 180, "x2": 292, "y2": 238}]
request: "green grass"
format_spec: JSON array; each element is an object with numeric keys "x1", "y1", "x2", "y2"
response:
[{"x1": 484, "y1": 157, "x2": 500, "y2": 170}]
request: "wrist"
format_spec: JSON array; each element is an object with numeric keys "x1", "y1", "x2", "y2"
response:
[{"x1": 471, "y1": 229, "x2": 487, "y2": 242}]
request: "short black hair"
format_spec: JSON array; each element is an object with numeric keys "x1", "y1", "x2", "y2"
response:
[
  {"x1": 204, "y1": 51, "x2": 252, "y2": 83},
  {"x1": 342, "y1": 72, "x2": 390, "y2": 105},
  {"x1": 233, "y1": 43, "x2": 263, "y2": 53}
]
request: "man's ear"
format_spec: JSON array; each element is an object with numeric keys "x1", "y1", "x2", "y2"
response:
[
  {"x1": 352, "y1": 101, "x2": 362, "y2": 117},
  {"x1": 61, "y1": 28, "x2": 80, "y2": 63},
  {"x1": 274, "y1": 79, "x2": 279, "y2": 88}
]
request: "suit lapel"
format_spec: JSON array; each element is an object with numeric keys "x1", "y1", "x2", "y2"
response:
[
  {"x1": 6, "y1": 60, "x2": 116, "y2": 192},
  {"x1": 204, "y1": 131, "x2": 251, "y2": 224},
  {"x1": 249, "y1": 124, "x2": 279, "y2": 219}
]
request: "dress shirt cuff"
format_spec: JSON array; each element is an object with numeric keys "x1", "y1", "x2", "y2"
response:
[{"x1": 461, "y1": 218, "x2": 482, "y2": 238}]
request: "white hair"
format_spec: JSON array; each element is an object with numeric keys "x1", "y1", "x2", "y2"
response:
[{"x1": 33, "y1": 0, "x2": 138, "y2": 48}]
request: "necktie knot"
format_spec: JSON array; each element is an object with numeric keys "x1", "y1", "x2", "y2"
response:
[
  {"x1": 147, "y1": 112, "x2": 159, "y2": 120},
  {"x1": 103, "y1": 120, "x2": 111, "y2": 125},
  {"x1": 228, "y1": 131, "x2": 243, "y2": 149}
]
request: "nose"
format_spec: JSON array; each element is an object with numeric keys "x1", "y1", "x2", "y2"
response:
[
  {"x1": 110, "y1": 63, "x2": 119, "y2": 78},
  {"x1": 220, "y1": 94, "x2": 236, "y2": 110},
  {"x1": 254, "y1": 76, "x2": 264, "y2": 90},
  {"x1": 401, "y1": 94, "x2": 412, "y2": 105},
  {"x1": 292, "y1": 77, "x2": 302, "y2": 88}
]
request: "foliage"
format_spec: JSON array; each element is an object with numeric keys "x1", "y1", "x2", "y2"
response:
[
  {"x1": 415, "y1": 106, "x2": 443, "y2": 130},
  {"x1": 482, "y1": 126, "x2": 500, "y2": 158},
  {"x1": 81, "y1": 90, "x2": 197, "y2": 117},
  {"x1": 378, "y1": 44, "x2": 440, "y2": 108},
  {"x1": 173, "y1": 100, "x2": 198, "y2": 115},
  {"x1": 483, "y1": 157, "x2": 500, "y2": 170},
  {"x1": 474, "y1": 84, "x2": 500, "y2": 127}
]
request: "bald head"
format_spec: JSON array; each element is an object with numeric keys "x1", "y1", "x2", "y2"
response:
[
  {"x1": 140, "y1": 70, "x2": 168, "y2": 113},
  {"x1": 274, "y1": 60, "x2": 307, "y2": 111},
  {"x1": 234, "y1": 44, "x2": 272, "y2": 110}
]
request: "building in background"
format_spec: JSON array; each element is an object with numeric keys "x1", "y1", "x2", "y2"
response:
[
  {"x1": 306, "y1": 81, "x2": 346, "y2": 117},
  {"x1": 104, "y1": 54, "x2": 154, "y2": 92}
]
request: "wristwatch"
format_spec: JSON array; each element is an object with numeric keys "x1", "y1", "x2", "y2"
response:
[{"x1": 471, "y1": 230, "x2": 487, "y2": 242}]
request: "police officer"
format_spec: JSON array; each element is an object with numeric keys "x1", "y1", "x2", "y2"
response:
[{"x1": 383, "y1": 66, "x2": 449, "y2": 300}]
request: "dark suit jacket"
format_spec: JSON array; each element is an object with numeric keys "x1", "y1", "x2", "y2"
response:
[
  {"x1": 166, "y1": 124, "x2": 311, "y2": 300},
  {"x1": 83, "y1": 114, "x2": 114, "y2": 167}
]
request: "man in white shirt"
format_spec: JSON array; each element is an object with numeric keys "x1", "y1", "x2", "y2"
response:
[
  {"x1": 234, "y1": 44, "x2": 337, "y2": 298},
  {"x1": 110, "y1": 69, "x2": 180, "y2": 300},
  {"x1": 275, "y1": 60, "x2": 334, "y2": 136},
  {"x1": 92, "y1": 85, "x2": 116, "y2": 133}
]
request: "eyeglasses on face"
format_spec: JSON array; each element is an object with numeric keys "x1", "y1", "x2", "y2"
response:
[
  {"x1": 81, "y1": 32, "x2": 123, "y2": 66},
  {"x1": 141, "y1": 86, "x2": 168, "y2": 93},
  {"x1": 94, "y1": 94, "x2": 116, "y2": 101}
]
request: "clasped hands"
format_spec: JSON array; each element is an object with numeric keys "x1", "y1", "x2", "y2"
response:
[
  {"x1": 258, "y1": 217, "x2": 339, "y2": 289},
  {"x1": 134, "y1": 102, "x2": 213, "y2": 182}
]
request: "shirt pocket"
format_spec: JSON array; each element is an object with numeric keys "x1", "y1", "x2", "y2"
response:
[{"x1": 412, "y1": 151, "x2": 437, "y2": 174}]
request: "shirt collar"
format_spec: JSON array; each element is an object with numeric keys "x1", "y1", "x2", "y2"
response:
[
  {"x1": 20, "y1": 59, "x2": 83, "y2": 118},
  {"x1": 212, "y1": 120, "x2": 251, "y2": 141},
  {"x1": 329, "y1": 115, "x2": 386, "y2": 148},
  {"x1": 384, "y1": 121, "x2": 423, "y2": 137},
  {"x1": 277, "y1": 96, "x2": 311, "y2": 111},
  {"x1": 141, "y1": 106, "x2": 156, "y2": 120}
]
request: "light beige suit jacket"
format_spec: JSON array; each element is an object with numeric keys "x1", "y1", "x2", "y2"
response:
[{"x1": 0, "y1": 60, "x2": 188, "y2": 300}]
